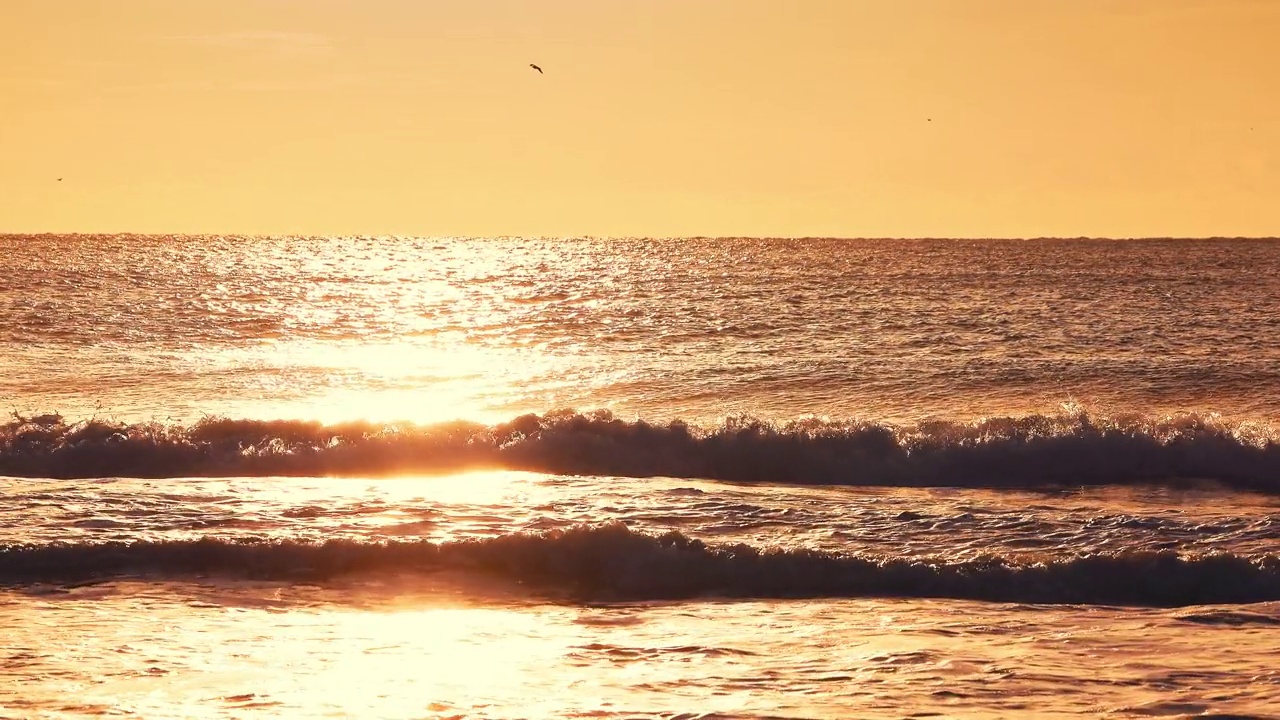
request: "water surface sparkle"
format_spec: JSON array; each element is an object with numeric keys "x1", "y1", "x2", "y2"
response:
[{"x1": 5, "y1": 584, "x2": 1277, "y2": 719}]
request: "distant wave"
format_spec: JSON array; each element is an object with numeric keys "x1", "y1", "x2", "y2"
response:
[
  {"x1": 1, "y1": 409, "x2": 1278, "y2": 491},
  {"x1": 4, "y1": 523, "x2": 1279, "y2": 606}
]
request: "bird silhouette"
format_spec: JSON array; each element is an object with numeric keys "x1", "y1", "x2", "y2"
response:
[
  {"x1": 56, "y1": 178, "x2": 62, "y2": 182},
  {"x1": 529, "y1": 63, "x2": 543, "y2": 74}
]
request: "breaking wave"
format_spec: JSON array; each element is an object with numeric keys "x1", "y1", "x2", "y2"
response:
[
  {"x1": 2, "y1": 408, "x2": 1279, "y2": 491},
  {"x1": 3, "y1": 523, "x2": 1278, "y2": 607}
]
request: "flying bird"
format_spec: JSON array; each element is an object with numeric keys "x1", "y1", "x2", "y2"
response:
[
  {"x1": 56, "y1": 178, "x2": 62, "y2": 182},
  {"x1": 529, "y1": 63, "x2": 543, "y2": 74}
]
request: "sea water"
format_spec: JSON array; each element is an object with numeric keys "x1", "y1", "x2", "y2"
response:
[{"x1": 2, "y1": 236, "x2": 1278, "y2": 719}]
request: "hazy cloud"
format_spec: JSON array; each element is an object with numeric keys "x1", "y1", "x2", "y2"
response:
[
  {"x1": 164, "y1": 31, "x2": 331, "y2": 56},
  {"x1": 0, "y1": 77, "x2": 67, "y2": 88}
]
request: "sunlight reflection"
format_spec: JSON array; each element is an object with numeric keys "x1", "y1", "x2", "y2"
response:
[
  {"x1": 294, "y1": 605, "x2": 561, "y2": 714},
  {"x1": 197, "y1": 339, "x2": 575, "y2": 424},
  {"x1": 12, "y1": 587, "x2": 1275, "y2": 719},
  {"x1": 258, "y1": 471, "x2": 544, "y2": 509},
  {"x1": 402, "y1": 470, "x2": 541, "y2": 507},
  {"x1": 211, "y1": 471, "x2": 558, "y2": 543}
]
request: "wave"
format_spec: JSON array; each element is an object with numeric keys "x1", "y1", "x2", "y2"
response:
[
  {"x1": 2, "y1": 409, "x2": 1278, "y2": 491},
  {"x1": 4, "y1": 523, "x2": 1279, "y2": 606}
]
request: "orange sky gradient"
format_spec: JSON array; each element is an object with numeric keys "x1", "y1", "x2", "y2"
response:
[{"x1": 2, "y1": 0, "x2": 1277, "y2": 237}]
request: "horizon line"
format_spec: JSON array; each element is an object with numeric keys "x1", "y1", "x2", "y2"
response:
[{"x1": 2, "y1": 232, "x2": 1279, "y2": 242}]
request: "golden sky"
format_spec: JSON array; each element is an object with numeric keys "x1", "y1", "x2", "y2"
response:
[{"x1": 2, "y1": 0, "x2": 1277, "y2": 237}]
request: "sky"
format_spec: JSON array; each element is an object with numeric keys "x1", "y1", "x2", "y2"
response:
[{"x1": 1, "y1": 0, "x2": 1277, "y2": 238}]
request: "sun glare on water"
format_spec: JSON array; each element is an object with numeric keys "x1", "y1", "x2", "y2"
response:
[
  {"x1": 200, "y1": 338, "x2": 579, "y2": 427},
  {"x1": 262, "y1": 605, "x2": 564, "y2": 714}
]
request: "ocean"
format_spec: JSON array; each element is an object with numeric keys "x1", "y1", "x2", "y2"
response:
[{"x1": 1, "y1": 235, "x2": 1278, "y2": 719}]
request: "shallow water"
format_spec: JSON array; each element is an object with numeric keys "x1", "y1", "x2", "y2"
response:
[
  {"x1": 4, "y1": 472, "x2": 1280, "y2": 561},
  {"x1": 2, "y1": 473, "x2": 1279, "y2": 718},
  {"x1": 5, "y1": 584, "x2": 1279, "y2": 720}
]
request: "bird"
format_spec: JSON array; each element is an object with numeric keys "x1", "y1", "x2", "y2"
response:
[
  {"x1": 56, "y1": 178, "x2": 62, "y2": 182},
  {"x1": 529, "y1": 63, "x2": 543, "y2": 74}
]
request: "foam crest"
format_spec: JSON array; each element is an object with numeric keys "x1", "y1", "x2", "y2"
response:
[
  {"x1": 3, "y1": 523, "x2": 1278, "y2": 606},
  {"x1": 2, "y1": 409, "x2": 1278, "y2": 491}
]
